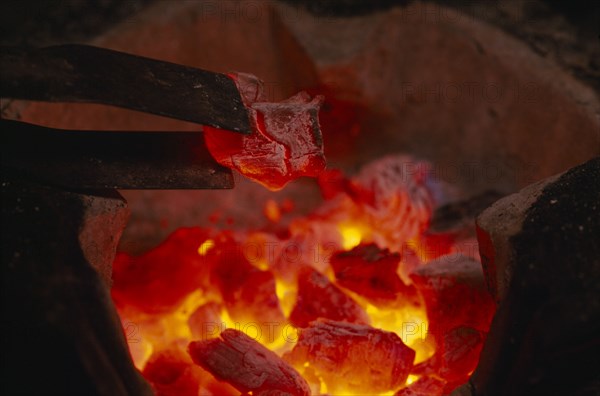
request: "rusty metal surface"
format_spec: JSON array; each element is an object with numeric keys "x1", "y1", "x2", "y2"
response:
[
  {"x1": 1, "y1": 119, "x2": 234, "y2": 190},
  {"x1": 0, "y1": 45, "x2": 251, "y2": 133}
]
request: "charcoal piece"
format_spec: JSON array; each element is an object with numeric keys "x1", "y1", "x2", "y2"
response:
[
  {"x1": 395, "y1": 375, "x2": 446, "y2": 396},
  {"x1": 411, "y1": 355, "x2": 440, "y2": 378},
  {"x1": 285, "y1": 319, "x2": 415, "y2": 394},
  {"x1": 143, "y1": 348, "x2": 200, "y2": 396},
  {"x1": 410, "y1": 253, "x2": 496, "y2": 339},
  {"x1": 144, "y1": 346, "x2": 239, "y2": 396},
  {"x1": 188, "y1": 302, "x2": 223, "y2": 340},
  {"x1": 439, "y1": 327, "x2": 484, "y2": 393},
  {"x1": 411, "y1": 325, "x2": 484, "y2": 390},
  {"x1": 351, "y1": 155, "x2": 434, "y2": 251},
  {"x1": 331, "y1": 243, "x2": 419, "y2": 305},
  {"x1": 289, "y1": 267, "x2": 369, "y2": 327},
  {"x1": 204, "y1": 73, "x2": 326, "y2": 191},
  {"x1": 188, "y1": 329, "x2": 310, "y2": 396},
  {"x1": 208, "y1": 233, "x2": 285, "y2": 344},
  {"x1": 429, "y1": 190, "x2": 505, "y2": 234},
  {"x1": 112, "y1": 227, "x2": 214, "y2": 314}
]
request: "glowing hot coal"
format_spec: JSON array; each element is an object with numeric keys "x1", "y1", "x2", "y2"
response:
[{"x1": 204, "y1": 73, "x2": 326, "y2": 191}]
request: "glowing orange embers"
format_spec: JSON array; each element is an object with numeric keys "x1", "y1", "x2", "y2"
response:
[
  {"x1": 112, "y1": 155, "x2": 496, "y2": 396},
  {"x1": 204, "y1": 73, "x2": 326, "y2": 191}
]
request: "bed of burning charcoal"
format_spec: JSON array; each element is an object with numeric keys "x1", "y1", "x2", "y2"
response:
[
  {"x1": 109, "y1": 70, "x2": 497, "y2": 396},
  {"x1": 111, "y1": 151, "x2": 496, "y2": 395}
]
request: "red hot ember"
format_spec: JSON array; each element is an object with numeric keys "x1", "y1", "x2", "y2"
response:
[
  {"x1": 204, "y1": 73, "x2": 326, "y2": 190},
  {"x1": 289, "y1": 267, "x2": 369, "y2": 328},
  {"x1": 331, "y1": 243, "x2": 419, "y2": 306},
  {"x1": 189, "y1": 329, "x2": 311, "y2": 396},
  {"x1": 285, "y1": 319, "x2": 416, "y2": 394}
]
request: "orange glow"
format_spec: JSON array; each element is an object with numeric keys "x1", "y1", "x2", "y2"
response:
[
  {"x1": 197, "y1": 239, "x2": 214, "y2": 256},
  {"x1": 264, "y1": 199, "x2": 282, "y2": 223},
  {"x1": 113, "y1": 158, "x2": 495, "y2": 395},
  {"x1": 406, "y1": 374, "x2": 420, "y2": 385},
  {"x1": 275, "y1": 278, "x2": 297, "y2": 318},
  {"x1": 128, "y1": 333, "x2": 153, "y2": 369},
  {"x1": 339, "y1": 223, "x2": 364, "y2": 250}
]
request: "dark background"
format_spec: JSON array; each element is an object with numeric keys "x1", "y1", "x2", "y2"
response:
[{"x1": 0, "y1": 0, "x2": 598, "y2": 93}]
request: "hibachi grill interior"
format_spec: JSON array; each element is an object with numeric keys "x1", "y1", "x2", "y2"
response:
[{"x1": 1, "y1": 1, "x2": 599, "y2": 396}]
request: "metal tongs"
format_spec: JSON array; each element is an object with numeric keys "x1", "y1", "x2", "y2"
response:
[{"x1": 0, "y1": 45, "x2": 252, "y2": 189}]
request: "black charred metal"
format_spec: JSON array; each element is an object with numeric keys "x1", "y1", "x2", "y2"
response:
[
  {"x1": 1, "y1": 119, "x2": 234, "y2": 190},
  {"x1": 0, "y1": 45, "x2": 251, "y2": 134}
]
